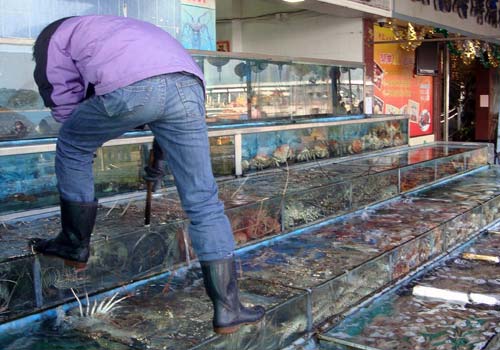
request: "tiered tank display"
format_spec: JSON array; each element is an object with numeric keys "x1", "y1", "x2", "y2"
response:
[
  {"x1": 0, "y1": 142, "x2": 494, "y2": 325},
  {"x1": 0, "y1": 50, "x2": 398, "y2": 215},
  {"x1": 0, "y1": 114, "x2": 411, "y2": 214},
  {"x1": 1, "y1": 15, "x2": 498, "y2": 350},
  {"x1": 1, "y1": 164, "x2": 500, "y2": 350}
]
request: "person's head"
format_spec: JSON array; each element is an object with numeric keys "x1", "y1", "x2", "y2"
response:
[
  {"x1": 33, "y1": 23, "x2": 51, "y2": 62},
  {"x1": 33, "y1": 17, "x2": 74, "y2": 62}
]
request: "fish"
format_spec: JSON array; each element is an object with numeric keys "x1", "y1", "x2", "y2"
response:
[{"x1": 7, "y1": 193, "x2": 37, "y2": 203}]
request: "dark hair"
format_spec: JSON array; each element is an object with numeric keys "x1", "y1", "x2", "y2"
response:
[
  {"x1": 33, "y1": 17, "x2": 74, "y2": 61},
  {"x1": 33, "y1": 36, "x2": 41, "y2": 61}
]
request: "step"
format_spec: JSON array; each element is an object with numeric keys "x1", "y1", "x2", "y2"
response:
[
  {"x1": 319, "y1": 229, "x2": 500, "y2": 350},
  {"x1": 0, "y1": 144, "x2": 492, "y2": 323},
  {"x1": 0, "y1": 166, "x2": 499, "y2": 349}
]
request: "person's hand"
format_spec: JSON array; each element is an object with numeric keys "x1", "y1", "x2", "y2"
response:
[{"x1": 144, "y1": 139, "x2": 166, "y2": 192}]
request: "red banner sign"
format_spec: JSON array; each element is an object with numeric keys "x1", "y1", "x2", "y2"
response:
[{"x1": 373, "y1": 26, "x2": 433, "y2": 137}]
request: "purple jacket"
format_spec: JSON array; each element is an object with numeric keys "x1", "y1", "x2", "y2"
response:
[{"x1": 33, "y1": 16, "x2": 204, "y2": 122}]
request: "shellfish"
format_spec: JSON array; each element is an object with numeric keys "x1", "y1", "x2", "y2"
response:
[
  {"x1": 296, "y1": 147, "x2": 314, "y2": 162},
  {"x1": 272, "y1": 144, "x2": 295, "y2": 167}
]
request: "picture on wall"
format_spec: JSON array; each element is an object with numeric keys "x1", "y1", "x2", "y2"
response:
[
  {"x1": 408, "y1": 99, "x2": 420, "y2": 123},
  {"x1": 385, "y1": 104, "x2": 399, "y2": 115},
  {"x1": 373, "y1": 96, "x2": 385, "y2": 114}
]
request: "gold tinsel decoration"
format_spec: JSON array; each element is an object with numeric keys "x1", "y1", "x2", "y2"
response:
[
  {"x1": 390, "y1": 22, "x2": 434, "y2": 51},
  {"x1": 461, "y1": 40, "x2": 477, "y2": 65},
  {"x1": 487, "y1": 46, "x2": 499, "y2": 68},
  {"x1": 477, "y1": 41, "x2": 499, "y2": 68}
]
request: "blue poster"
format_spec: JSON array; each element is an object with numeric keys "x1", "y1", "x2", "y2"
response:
[{"x1": 180, "y1": 4, "x2": 215, "y2": 50}]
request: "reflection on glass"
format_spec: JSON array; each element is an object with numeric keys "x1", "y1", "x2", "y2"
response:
[
  {"x1": 0, "y1": 48, "x2": 366, "y2": 142},
  {"x1": 209, "y1": 135, "x2": 235, "y2": 176},
  {"x1": 198, "y1": 53, "x2": 365, "y2": 124},
  {"x1": 0, "y1": 0, "x2": 182, "y2": 39},
  {"x1": 0, "y1": 258, "x2": 35, "y2": 323},
  {"x1": 240, "y1": 120, "x2": 409, "y2": 173}
]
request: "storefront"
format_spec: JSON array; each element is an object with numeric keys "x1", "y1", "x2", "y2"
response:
[
  {"x1": 371, "y1": 0, "x2": 500, "y2": 145},
  {"x1": 2, "y1": 0, "x2": 410, "y2": 208},
  {"x1": 0, "y1": 3, "x2": 499, "y2": 349}
]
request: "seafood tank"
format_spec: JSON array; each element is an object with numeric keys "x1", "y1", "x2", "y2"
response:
[
  {"x1": 0, "y1": 162, "x2": 499, "y2": 350},
  {"x1": 1, "y1": 10, "x2": 498, "y2": 350},
  {"x1": 198, "y1": 52, "x2": 364, "y2": 122},
  {"x1": 0, "y1": 143, "x2": 495, "y2": 324},
  {"x1": 320, "y1": 231, "x2": 500, "y2": 350},
  {"x1": 0, "y1": 47, "x2": 404, "y2": 214},
  {"x1": 0, "y1": 47, "x2": 364, "y2": 141},
  {"x1": 0, "y1": 114, "x2": 410, "y2": 215}
]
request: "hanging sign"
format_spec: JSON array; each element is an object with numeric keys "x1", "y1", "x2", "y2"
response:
[{"x1": 411, "y1": 0, "x2": 499, "y2": 27}]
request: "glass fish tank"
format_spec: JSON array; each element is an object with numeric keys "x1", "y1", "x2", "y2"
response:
[
  {"x1": 240, "y1": 118, "x2": 408, "y2": 173},
  {"x1": 0, "y1": 141, "x2": 491, "y2": 217},
  {"x1": 197, "y1": 53, "x2": 364, "y2": 122},
  {"x1": 0, "y1": 42, "x2": 401, "y2": 213},
  {"x1": 321, "y1": 231, "x2": 500, "y2": 350},
  {"x1": 0, "y1": 147, "x2": 495, "y2": 324},
  {"x1": 0, "y1": 41, "x2": 364, "y2": 142},
  {"x1": 0, "y1": 165, "x2": 499, "y2": 349}
]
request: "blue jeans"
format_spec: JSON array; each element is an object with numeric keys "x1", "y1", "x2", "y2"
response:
[{"x1": 56, "y1": 73, "x2": 235, "y2": 261}]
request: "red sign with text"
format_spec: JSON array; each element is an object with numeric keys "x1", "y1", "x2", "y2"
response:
[{"x1": 373, "y1": 26, "x2": 433, "y2": 137}]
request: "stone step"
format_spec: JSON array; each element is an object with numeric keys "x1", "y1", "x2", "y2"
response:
[
  {"x1": 0, "y1": 166, "x2": 499, "y2": 349},
  {"x1": 0, "y1": 143, "x2": 492, "y2": 323}
]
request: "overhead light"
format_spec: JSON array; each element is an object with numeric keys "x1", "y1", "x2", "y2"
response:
[{"x1": 283, "y1": 0, "x2": 305, "y2": 2}]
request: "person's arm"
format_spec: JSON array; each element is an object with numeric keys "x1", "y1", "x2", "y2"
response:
[
  {"x1": 34, "y1": 38, "x2": 85, "y2": 123},
  {"x1": 50, "y1": 104, "x2": 80, "y2": 123}
]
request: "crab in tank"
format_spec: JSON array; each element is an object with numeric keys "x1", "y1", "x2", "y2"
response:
[
  {"x1": 271, "y1": 144, "x2": 295, "y2": 167},
  {"x1": 296, "y1": 146, "x2": 314, "y2": 162},
  {"x1": 312, "y1": 142, "x2": 329, "y2": 159},
  {"x1": 348, "y1": 139, "x2": 364, "y2": 154},
  {"x1": 250, "y1": 154, "x2": 272, "y2": 170}
]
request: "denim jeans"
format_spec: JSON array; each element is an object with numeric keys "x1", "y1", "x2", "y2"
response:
[{"x1": 56, "y1": 73, "x2": 235, "y2": 261}]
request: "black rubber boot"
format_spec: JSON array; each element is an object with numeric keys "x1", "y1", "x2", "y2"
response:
[
  {"x1": 143, "y1": 138, "x2": 167, "y2": 192},
  {"x1": 201, "y1": 257, "x2": 265, "y2": 334},
  {"x1": 29, "y1": 198, "x2": 98, "y2": 268}
]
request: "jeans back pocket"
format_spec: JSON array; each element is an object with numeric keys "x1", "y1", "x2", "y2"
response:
[
  {"x1": 176, "y1": 77, "x2": 205, "y2": 120},
  {"x1": 100, "y1": 84, "x2": 152, "y2": 117}
]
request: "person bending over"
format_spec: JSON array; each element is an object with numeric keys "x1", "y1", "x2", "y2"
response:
[{"x1": 30, "y1": 15, "x2": 264, "y2": 335}]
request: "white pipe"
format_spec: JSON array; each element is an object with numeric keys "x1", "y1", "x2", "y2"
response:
[
  {"x1": 443, "y1": 45, "x2": 450, "y2": 141},
  {"x1": 413, "y1": 286, "x2": 500, "y2": 306},
  {"x1": 462, "y1": 253, "x2": 500, "y2": 264}
]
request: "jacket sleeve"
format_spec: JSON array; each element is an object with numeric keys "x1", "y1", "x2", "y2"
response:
[
  {"x1": 50, "y1": 104, "x2": 79, "y2": 123},
  {"x1": 34, "y1": 38, "x2": 85, "y2": 123}
]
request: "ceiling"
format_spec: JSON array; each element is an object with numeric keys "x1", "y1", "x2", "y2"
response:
[{"x1": 215, "y1": 0, "x2": 370, "y2": 21}]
